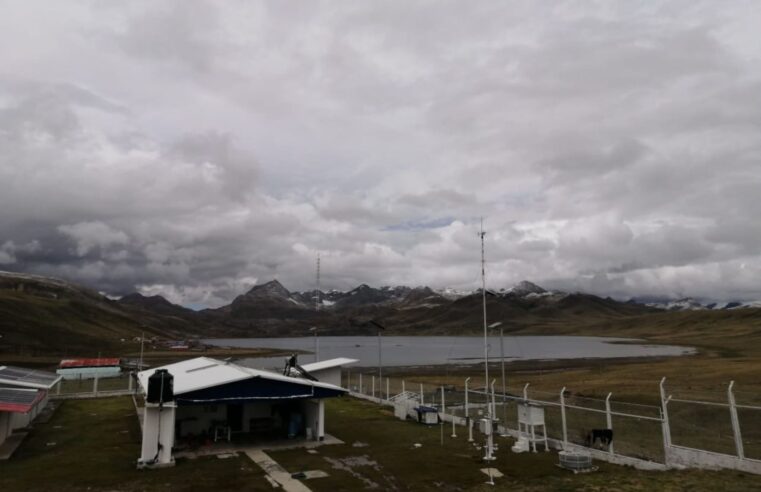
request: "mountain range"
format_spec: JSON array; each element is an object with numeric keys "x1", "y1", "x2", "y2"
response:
[{"x1": 2, "y1": 270, "x2": 761, "y2": 356}]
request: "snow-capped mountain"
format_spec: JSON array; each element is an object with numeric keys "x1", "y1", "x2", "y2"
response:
[{"x1": 643, "y1": 297, "x2": 761, "y2": 311}]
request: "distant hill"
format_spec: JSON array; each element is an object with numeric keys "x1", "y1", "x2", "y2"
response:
[
  {"x1": 0, "y1": 271, "x2": 208, "y2": 356},
  {"x1": 4, "y1": 271, "x2": 761, "y2": 356}
]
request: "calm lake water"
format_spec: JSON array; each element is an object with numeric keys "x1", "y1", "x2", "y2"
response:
[{"x1": 204, "y1": 336, "x2": 694, "y2": 369}]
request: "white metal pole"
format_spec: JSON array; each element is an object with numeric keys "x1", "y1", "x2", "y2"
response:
[
  {"x1": 490, "y1": 380, "x2": 497, "y2": 420},
  {"x1": 728, "y1": 381, "x2": 745, "y2": 459},
  {"x1": 523, "y1": 383, "x2": 530, "y2": 401},
  {"x1": 378, "y1": 330, "x2": 382, "y2": 382},
  {"x1": 480, "y1": 219, "x2": 490, "y2": 418},
  {"x1": 402, "y1": 379, "x2": 405, "y2": 395},
  {"x1": 465, "y1": 377, "x2": 470, "y2": 418},
  {"x1": 93, "y1": 374, "x2": 99, "y2": 395},
  {"x1": 441, "y1": 386, "x2": 446, "y2": 413},
  {"x1": 372, "y1": 375, "x2": 375, "y2": 398},
  {"x1": 387, "y1": 378, "x2": 390, "y2": 401},
  {"x1": 659, "y1": 377, "x2": 672, "y2": 450},
  {"x1": 359, "y1": 373, "x2": 363, "y2": 394},
  {"x1": 420, "y1": 383, "x2": 424, "y2": 406},
  {"x1": 500, "y1": 327, "x2": 506, "y2": 423},
  {"x1": 605, "y1": 392, "x2": 614, "y2": 455},
  {"x1": 560, "y1": 387, "x2": 568, "y2": 448},
  {"x1": 138, "y1": 331, "x2": 145, "y2": 371},
  {"x1": 314, "y1": 329, "x2": 318, "y2": 362},
  {"x1": 468, "y1": 417, "x2": 474, "y2": 442},
  {"x1": 451, "y1": 416, "x2": 457, "y2": 438}
]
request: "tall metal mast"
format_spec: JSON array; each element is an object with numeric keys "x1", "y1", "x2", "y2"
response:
[
  {"x1": 480, "y1": 218, "x2": 489, "y2": 399},
  {"x1": 316, "y1": 253, "x2": 321, "y2": 312}
]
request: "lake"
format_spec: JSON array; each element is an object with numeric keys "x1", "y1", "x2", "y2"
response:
[{"x1": 204, "y1": 335, "x2": 694, "y2": 369}]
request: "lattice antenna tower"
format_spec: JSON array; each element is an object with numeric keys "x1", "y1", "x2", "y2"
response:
[{"x1": 315, "y1": 253, "x2": 321, "y2": 312}]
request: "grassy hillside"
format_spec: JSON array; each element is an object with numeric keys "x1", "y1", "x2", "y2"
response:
[{"x1": 0, "y1": 274, "x2": 207, "y2": 358}]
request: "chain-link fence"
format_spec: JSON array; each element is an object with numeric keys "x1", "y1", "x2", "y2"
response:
[{"x1": 345, "y1": 371, "x2": 761, "y2": 474}]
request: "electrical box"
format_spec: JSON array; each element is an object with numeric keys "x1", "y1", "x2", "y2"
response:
[
  {"x1": 518, "y1": 403, "x2": 545, "y2": 426},
  {"x1": 479, "y1": 418, "x2": 500, "y2": 435}
]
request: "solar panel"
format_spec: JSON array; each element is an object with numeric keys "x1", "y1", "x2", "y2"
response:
[
  {"x1": 0, "y1": 387, "x2": 40, "y2": 406},
  {"x1": 0, "y1": 365, "x2": 59, "y2": 388}
]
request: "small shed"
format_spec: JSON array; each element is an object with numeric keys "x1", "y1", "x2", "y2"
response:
[
  {"x1": 57, "y1": 358, "x2": 122, "y2": 380},
  {"x1": 136, "y1": 357, "x2": 348, "y2": 468},
  {"x1": 0, "y1": 365, "x2": 61, "y2": 447},
  {"x1": 414, "y1": 405, "x2": 439, "y2": 425}
]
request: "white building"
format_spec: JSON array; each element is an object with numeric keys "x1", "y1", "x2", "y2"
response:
[
  {"x1": 0, "y1": 365, "x2": 61, "y2": 448},
  {"x1": 136, "y1": 357, "x2": 353, "y2": 468},
  {"x1": 57, "y1": 358, "x2": 122, "y2": 380}
]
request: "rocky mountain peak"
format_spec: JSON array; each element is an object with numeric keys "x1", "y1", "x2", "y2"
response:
[
  {"x1": 245, "y1": 279, "x2": 291, "y2": 299},
  {"x1": 507, "y1": 280, "x2": 547, "y2": 296}
]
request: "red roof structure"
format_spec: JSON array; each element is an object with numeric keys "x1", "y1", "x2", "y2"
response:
[
  {"x1": 59, "y1": 358, "x2": 121, "y2": 369},
  {"x1": 0, "y1": 388, "x2": 45, "y2": 413}
]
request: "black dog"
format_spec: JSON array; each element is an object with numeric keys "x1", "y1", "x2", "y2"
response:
[{"x1": 586, "y1": 429, "x2": 613, "y2": 448}]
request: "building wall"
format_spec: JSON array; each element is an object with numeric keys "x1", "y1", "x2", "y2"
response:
[
  {"x1": 175, "y1": 402, "x2": 280, "y2": 437},
  {"x1": 57, "y1": 367, "x2": 122, "y2": 380},
  {"x1": 301, "y1": 399, "x2": 325, "y2": 440},
  {"x1": 0, "y1": 411, "x2": 11, "y2": 446},
  {"x1": 175, "y1": 404, "x2": 226, "y2": 437},
  {"x1": 310, "y1": 367, "x2": 342, "y2": 387},
  {"x1": 139, "y1": 404, "x2": 176, "y2": 466}
]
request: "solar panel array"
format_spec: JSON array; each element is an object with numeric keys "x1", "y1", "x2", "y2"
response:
[
  {"x1": 0, "y1": 387, "x2": 40, "y2": 405},
  {"x1": 0, "y1": 365, "x2": 59, "y2": 387}
]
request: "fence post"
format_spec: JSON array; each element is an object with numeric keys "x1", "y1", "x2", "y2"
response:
[
  {"x1": 93, "y1": 374, "x2": 99, "y2": 395},
  {"x1": 659, "y1": 377, "x2": 672, "y2": 460},
  {"x1": 128, "y1": 373, "x2": 133, "y2": 392},
  {"x1": 387, "y1": 378, "x2": 390, "y2": 401},
  {"x1": 728, "y1": 381, "x2": 745, "y2": 460},
  {"x1": 359, "y1": 373, "x2": 363, "y2": 394},
  {"x1": 420, "y1": 383, "x2": 424, "y2": 406},
  {"x1": 465, "y1": 377, "x2": 470, "y2": 418},
  {"x1": 605, "y1": 392, "x2": 614, "y2": 455},
  {"x1": 523, "y1": 383, "x2": 530, "y2": 401},
  {"x1": 402, "y1": 379, "x2": 405, "y2": 395},
  {"x1": 560, "y1": 386, "x2": 568, "y2": 448},
  {"x1": 372, "y1": 376, "x2": 375, "y2": 398},
  {"x1": 441, "y1": 386, "x2": 446, "y2": 413},
  {"x1": 56, "y1": 379, "x2": 62, "y2": 395}
]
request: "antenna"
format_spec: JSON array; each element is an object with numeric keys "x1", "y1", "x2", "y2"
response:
[
  {"x1": 316, "y1": 253, "x2": 321, "y2": 312},
  {"x1": 479, "y1": 217, "x2": 496, "y2": 462}
]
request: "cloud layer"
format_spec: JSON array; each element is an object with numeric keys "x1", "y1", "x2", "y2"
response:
[{"x1": 1, "y1": 1, "x2": 760, "y2": 307}]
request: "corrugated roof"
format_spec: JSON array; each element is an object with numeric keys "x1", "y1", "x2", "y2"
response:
[
  {"x1": 0, "y1": 387, "x2": 45, "y2": 413},
  {"x1": 59, "y1": 358, "x2": 121, "y2": 369},
  {"x1": 137, "y1": 357, "x2": 347, "y2": 396},
  {"x1": 0, "y1": 365, "x2": 61, "y2": 390},
  {"x1": 299, "y1": 358, "x2": 358, "y2": 373}
]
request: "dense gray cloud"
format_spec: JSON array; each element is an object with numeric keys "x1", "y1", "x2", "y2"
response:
[{"x1": 1, "y1": 1, "x2": 760, "y2": 307}]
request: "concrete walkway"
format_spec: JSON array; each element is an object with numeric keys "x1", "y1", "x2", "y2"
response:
[{"x1": 246, "y1": 449, "x2": 312, "y2": 492}]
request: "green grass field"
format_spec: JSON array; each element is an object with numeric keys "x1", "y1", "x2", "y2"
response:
[
  {"x1": 1, "y1": 396, "x2": 760, "y2": 491},
  {"x1": 0, "y1": 397, "x2": 270, "y2": 492}
]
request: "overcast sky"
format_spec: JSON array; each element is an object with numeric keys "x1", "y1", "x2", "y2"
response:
[{"x1": 1, "y1": 1, "x2": 760, "y2": 308}]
